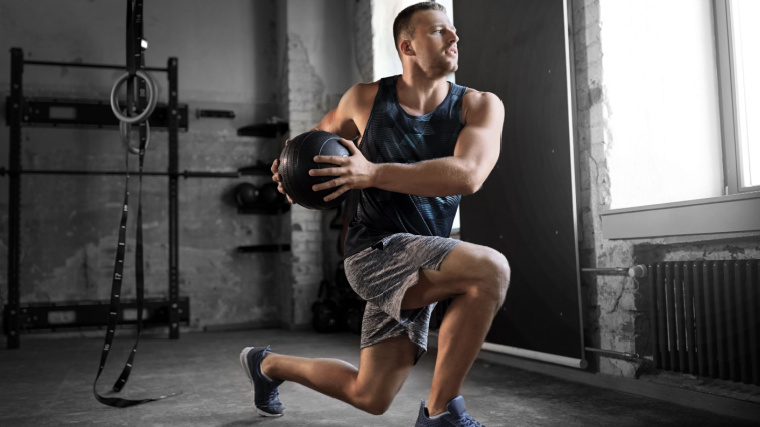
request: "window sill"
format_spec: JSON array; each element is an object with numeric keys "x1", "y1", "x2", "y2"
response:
[{"x1": 600, "y1": 191, "x2": 760, "y2": 240}]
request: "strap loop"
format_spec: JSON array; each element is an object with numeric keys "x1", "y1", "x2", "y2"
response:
[
  {"x1": 119, "y1": 120, "x2": 150, "y2": 155},
  {"x1": 110, "y1": 70, "x2": 158, "y2": 124}
]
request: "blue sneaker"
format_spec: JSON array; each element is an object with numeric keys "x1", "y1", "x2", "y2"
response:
[
  {"x1": 415, "y1": 396, "x2": 484, "y2": 426},
  {"x1": 239, "y1": 346, "x2": 285, "y2": 417}
]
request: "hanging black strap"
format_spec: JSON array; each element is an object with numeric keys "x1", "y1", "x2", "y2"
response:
[
  {"x1": 111, "y1": 136, "x2": 145, "y2": 394},
  {"x1": 93, "y1": 138, "x2": 180, "y2": 408},
  {"x1": 93, "y1": 0, "x2": 180, "y2": 407},
  {"x1": 92, "y1": 146, "x2": 141, "y2": 407}
]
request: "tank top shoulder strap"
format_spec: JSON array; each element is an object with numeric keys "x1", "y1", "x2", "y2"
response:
[
  {"x1": 450, "y1": 81, "x2": 468, "y2": 98},
  {"x1": 376, "y1": 76, "x2": 397, "y2": 101}
]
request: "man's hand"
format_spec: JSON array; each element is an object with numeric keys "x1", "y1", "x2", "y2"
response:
[
  {"x1": 310, "y1": 138, "x2": 377, "y2": 202},
  {"x1": 271, "y1": 141, "x2": 295, "y2": 204}
]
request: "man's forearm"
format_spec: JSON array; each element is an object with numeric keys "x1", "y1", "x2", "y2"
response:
[{"x1": 372, "y1": 157, "x2": 481, "y2": 197}]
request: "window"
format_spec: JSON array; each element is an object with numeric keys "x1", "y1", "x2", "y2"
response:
[
  {"x1": 600, "y1": 0, "x2": 760, "y2": 238},
  {"x1": 600, "y1": 0, "x2": 759, "y2": 210},
  {"x1": 602, "y1": 0, "x2": 723, "y2": 209}
]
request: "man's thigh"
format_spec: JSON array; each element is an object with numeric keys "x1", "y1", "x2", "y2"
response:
[{"x1": 401, "y1": 241, "x2": 503, "y2": 310}]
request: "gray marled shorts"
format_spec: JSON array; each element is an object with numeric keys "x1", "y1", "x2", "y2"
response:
[{"x1": 343, "y1": 233, "x2": 460, "y2": 363}]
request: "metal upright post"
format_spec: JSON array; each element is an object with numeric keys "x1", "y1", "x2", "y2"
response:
[
  {"x1": 7, "y1": 48, "x2": 23, "y2": 349},
  {"x1": 167, "y1": 57, "x2": 180, "y2": 339}
]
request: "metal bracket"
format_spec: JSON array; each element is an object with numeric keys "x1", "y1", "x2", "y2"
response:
[
  {"x1": 7, "y1": 97, "x2": 189, "y2": 130},
  {"x1": 3, "y1": 297, "x2": 190, "y2": 332}
]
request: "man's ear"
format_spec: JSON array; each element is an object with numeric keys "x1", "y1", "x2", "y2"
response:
[{"x1": 400, "y1": 39, "x2": 415, "y2": 56}]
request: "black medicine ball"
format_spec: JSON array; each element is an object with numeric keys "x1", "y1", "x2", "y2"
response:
[
  {"x1": 278, "y1": 130, "x2": 350, "y2": 210},
  {"x1": 234, "y1": 182, "x2": 259, "y2": 208}
]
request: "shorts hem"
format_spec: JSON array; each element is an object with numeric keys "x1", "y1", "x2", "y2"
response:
[{"x1": 360, "y1": 333, "x2": 428, "y2": 365}]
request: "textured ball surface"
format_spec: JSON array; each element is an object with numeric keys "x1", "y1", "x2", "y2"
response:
[{"x1": 278, "y1": 130, "x2": 350, "y2": 210}]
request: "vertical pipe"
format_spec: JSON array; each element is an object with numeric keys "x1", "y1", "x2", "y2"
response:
[
  {"x1": 693, "y1": 261, "x2": 707, "y2": 376},
  {"x1": 704, "y1": 261, "x2": 717, "y2": 378},
  {"x1": 734, "y1": 261, "x2": 748, "y2": 384},
  {"x1": 674, "y1": 262, "x2": 686, "y2": 372},
  {"x1": 648, "y1": 264, "x2": 660, "y2": 368},
  {"x1": 723, "y1": 261, "x2": 737, "y2": 381},
  {"x1": 6, "y1": 48, "x2": 24, "y2": 349},
  {"x1": 167, "y1": 57, "x2": 180, "y2": 340},
  {"x1": 683, "y1": 262, "x2": 696, "y2": 374},
  {"x1": 656, "y1": 263, "x2": 668, "y2": 369},
  {"x1": 749, "y1": 261, "x2": 759, "y2": 386},
  {"x1": 713, "y1": 262, "x2": 727, "y2": 380},
  {"x1": 665, "y1": 263, "x2": 678, "y2": 371}
]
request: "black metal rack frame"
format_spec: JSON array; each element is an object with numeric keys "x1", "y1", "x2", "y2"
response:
[{"x1": 3, "y1": 47, "x2": 188, "y2": 348}]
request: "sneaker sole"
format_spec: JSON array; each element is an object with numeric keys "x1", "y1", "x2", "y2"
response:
[{"x1": 239, "y1": 347, "x2": 284, "y2": 417}]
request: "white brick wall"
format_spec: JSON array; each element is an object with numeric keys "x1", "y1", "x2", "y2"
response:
[
  {"x1": 354, "y1": 0, "x2": 374, "y2": 82},
  {"x1": 281, "y1": 0, "x2": 364, "y2": 328},
  {"x1": 573, "y1": 0, "x2": 638, "y2": 377}
]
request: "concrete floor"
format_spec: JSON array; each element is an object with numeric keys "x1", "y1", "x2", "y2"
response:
[{"x1": 0, "y1": 329, "x2": 755, "y2": 427}]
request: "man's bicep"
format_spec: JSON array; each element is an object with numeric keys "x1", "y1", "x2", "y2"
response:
[{"x1": 454, "y1": 93, "x2": 504, "y2": 173}]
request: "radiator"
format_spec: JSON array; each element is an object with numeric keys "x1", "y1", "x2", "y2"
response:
[{"x1": 649, "y1": 260, "x2": 759, "y2": 385}]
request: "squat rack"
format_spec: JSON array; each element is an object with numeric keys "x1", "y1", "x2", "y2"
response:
[{"x1": 1, "y1": 47, "x2": 235, "y2": 348}]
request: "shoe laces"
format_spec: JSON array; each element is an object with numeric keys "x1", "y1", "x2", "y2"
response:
[
  {"x1": 456, "y1": 413, "x2": 484, "y2": 427},
  {"x1": 265, "y1": 387, "x2": 280, "y2": 403}
]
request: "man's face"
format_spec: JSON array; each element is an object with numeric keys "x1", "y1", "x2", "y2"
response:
[{"x1": 408, "y1": 10, "x2": 459, "y2": 77}]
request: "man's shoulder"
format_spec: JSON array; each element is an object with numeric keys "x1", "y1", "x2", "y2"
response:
[
  {"x1": 344, "y1": 81, "x2": 380, "y2": 109},
  {"x1": 462, "y1": 88, "x2": 500, "y2": 103},
  {"x1": 353, "y1": 80, "x2": 381, "y2": 99},
  {"x1": 461, "y1": 88, "x2": 503, "y2": 120}
]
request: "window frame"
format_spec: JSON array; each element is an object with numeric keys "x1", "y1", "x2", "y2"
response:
[{"x1": 715, "y1": 0, "x2": 760, "y2": 194}]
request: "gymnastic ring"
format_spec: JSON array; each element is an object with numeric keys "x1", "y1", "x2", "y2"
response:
[
  {"x1": 110, "y1": 70, "x2": 158, "y2": 124},
  {"x1": 120, "y1": 119, "x2": 151, "y2": 155}
]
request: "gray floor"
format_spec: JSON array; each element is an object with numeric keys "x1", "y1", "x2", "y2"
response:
[{"x1": 0, "y1": 329, "x2": 755, "y2": 426}]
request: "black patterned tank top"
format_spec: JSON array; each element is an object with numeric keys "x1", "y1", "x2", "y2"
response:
[{"x1": 344, "y1": 75, "x2": 467, "y2": 258}]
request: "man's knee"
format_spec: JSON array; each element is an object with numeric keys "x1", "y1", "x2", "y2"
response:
[
  {"x1": 472, "y1": 247, "x2": 510, "y2": 303},
  {"x1": 353, "y1": 392, "x2": 394, "y2": 416}
]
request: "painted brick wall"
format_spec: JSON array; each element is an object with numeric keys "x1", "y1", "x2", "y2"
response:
[
  {"x1": 283, "y1": 27, "x2": 329, "y2": 328},
  {"x1": 354, "y1": 0, "x2": 375, "y2": 83},
  {"x1": 572, "y1": 0, "x2": 638, "y2": 377},
  {"x1": 281, "y1": 0, "x2": 362, "y2": 328}
]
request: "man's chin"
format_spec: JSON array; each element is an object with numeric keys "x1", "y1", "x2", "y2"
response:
[{"x1": 430, "y1": 63, "x2": 458, "y2": 79}]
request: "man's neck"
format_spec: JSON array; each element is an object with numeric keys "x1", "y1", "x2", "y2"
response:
[{"x1": 396, "y1": 71, "x2": 450, "y2": 116}]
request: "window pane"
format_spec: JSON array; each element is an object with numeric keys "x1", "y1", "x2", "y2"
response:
[
  {"x1": 602, "y1": 0, "x2": 723, "y2": 209},
  {"x1": 730, "y1": 0, "x2": 760, "y2": 188}
]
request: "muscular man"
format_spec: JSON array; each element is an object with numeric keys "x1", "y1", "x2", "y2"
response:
[{"x1": 241, "y1": 3, "x2": 509, "y2": 426}]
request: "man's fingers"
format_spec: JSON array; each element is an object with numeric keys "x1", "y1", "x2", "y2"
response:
[
  {"x1": 276, "y1": 182, "x2": 295, "y2": 204},
  {"x1": 312, "y1": 178, "x2": 339, "y2": 192},
  {"x1": 322, "y1": 185, "x2": 350, "y2": 202},
  {"x1": 313, "y1": 155, "x2": 348, "y2": 165},
  {"x1": 271, "y1": 159, "x2": 279, "y2": 175},
  {"x1": 312, "y1": 175, "x2": 353, "y2": 192},
  {"x1": 309, "y1": 167, "x2": 342, "y2": 177},
  {"x1": 339, "y1": 138, "x2": 358, "y2": 154}
]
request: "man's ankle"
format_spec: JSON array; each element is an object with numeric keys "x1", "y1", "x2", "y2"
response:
[
  {"x1": 261, "y1": 352, "x2": 277, "y2": 381},
  {"x1": 426, "y1": 402, "x2": 448, "y2": 418}
]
